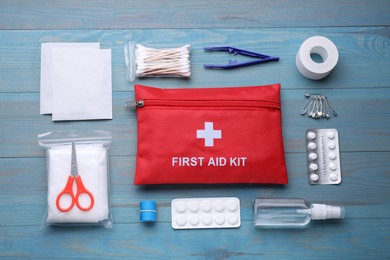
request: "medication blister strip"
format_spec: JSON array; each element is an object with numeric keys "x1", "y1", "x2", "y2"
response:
[
  {"x1": 171, "y1": 197, "x2": 241, "y2": 229},
  {"x1": 306, "y1": 128, "x2": 341, "y2": 185}
]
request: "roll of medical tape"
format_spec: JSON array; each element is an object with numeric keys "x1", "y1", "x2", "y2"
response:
[
  {"x1": 140, "y1": 200, "x2": 157, "y2": 222},
  {"x1": 296, "y1": 36, "x2": 339, "y2": 80}
]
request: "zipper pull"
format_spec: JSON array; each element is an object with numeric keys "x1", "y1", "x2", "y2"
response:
[{"x1": 125, "y1": 100, "x2": 144, "y2": 108}]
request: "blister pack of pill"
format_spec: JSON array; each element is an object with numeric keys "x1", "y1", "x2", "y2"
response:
[
  {"x1": 171, "y1": 197, "x2": 241, "y2": 229},
  {"x1": 306, "y1": 128, "x2": 341, "y2": 185}
]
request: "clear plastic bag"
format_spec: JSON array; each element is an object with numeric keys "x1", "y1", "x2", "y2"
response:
[
  {"x1": 38, "y1": 130, "x2": 113, "y2": 228},
  {"x1": 124, "y1": 41, "x2": 191, "y2": 81}
]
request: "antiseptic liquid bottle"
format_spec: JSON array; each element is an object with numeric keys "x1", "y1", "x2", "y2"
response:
[{"x1": 254, "y1": 198, "x2": 345, "y2": 228}]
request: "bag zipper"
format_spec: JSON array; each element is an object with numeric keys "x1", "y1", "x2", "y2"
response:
[{"x1": 127, "y1": 99, "x2": 279, "y2": 109}]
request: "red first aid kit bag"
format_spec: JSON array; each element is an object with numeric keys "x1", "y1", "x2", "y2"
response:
[{"x1": 134, "y1": 84, "x2": 288, "y2": 185}]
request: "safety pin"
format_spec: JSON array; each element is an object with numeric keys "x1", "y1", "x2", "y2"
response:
[
  {"x1": 324, "y1": 97, "x2": 338, "y2": 116},
  {"x1": 203, "y1": 46, "x2": 279, "y2": 69},
  {"x1": 308, "y1": 96, "x2": 319, "y2": 118},
  {"x1": 317, "y1": 96, "x2": 324, "y2": 118},
  {"x1": 300, "y1": 93, "x2": 337, "y2": 119},
  {"x1": 308, "y1": 95, "x2": 320, "y2": 118},
  {"x1": 300, "y1": 96, "x2": 315, "y2": 115},
  {"x1": 321, "y1": 96, "x2": 330, "y2": 119}
]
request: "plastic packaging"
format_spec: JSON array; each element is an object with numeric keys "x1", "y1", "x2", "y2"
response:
[
  {"x1": 171, "y1": 197, "x2": 241, "y2": 229},
  {"x1": 38, "y1": 130, "x2": 113, "y2": 228},
  {"x1": 306, "y1": 128, "x2": 341, "y2": 184},
  {"x1": 124, "y1": 41, "x2": 191, "y2": 81},
  {"x1": 254, "y1": 198, "x2": 345, "y2": 228}
]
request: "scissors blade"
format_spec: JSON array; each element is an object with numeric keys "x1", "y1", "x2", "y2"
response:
[{"x1": 71, "y1": 142, "x2": 78, "y2": 177}]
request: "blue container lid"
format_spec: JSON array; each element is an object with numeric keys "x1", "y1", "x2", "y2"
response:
[{"x1": 140, "y1": 200, "x2": 156, "y2": 210}]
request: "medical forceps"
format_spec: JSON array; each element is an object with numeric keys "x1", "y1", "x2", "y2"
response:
[
  {"x1": 56, "y1": 142, "x2": 95, "y2": 212},
  {"x1": 203, "y1": 46, "x2": 279, "y2": 69}
]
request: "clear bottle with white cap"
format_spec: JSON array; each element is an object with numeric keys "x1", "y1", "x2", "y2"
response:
[{"x1": 254, "y1": 198, "x2": 345, "y2": 228}]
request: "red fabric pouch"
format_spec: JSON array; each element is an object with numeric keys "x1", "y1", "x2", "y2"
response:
[{"x1": 134, "y1": 84, "x2": 288, "y2": 185}]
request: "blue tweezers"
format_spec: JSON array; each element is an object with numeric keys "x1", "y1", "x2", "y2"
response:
[{"x1": 203, "y1": 46, "x2": 279, "y2": 69}]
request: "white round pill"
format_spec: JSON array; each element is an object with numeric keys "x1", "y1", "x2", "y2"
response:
[
  {"x1": 188, "y1": 214, "x2": 200, "y2": 226},
  {"x1": 201, "y1": 214, "x2": 212, "y2": 225},
  {"x1": 175, "y1": 214, "x2": 187, "y2": 226},
  {"x1": 329, "y1": 163, "x2": 337, "y2": 171},
  {"x1": 227, "y1": 200, "x2": 238, "y2": 212},
  {"x1": 328, "y1": 152, "x2": 337, "y2": 160},
  {"x1": 330, "y1": 173, "x2": 338, "y2": 181},
  {"x1": 310, "y1": 173, "x2": 319, "y2": 182},
  {"x1": 214, "y1": 200, "x2": 225, "y2": 212},
  {"x1": 308, "y1": 142, "x2": 317, "y2": 150},
  {"x1": 200, "y1": 200, "x2": 212, "y2": 212},
  {"x1": 307, "y1": 131, "x2": 316, "y2": 140},
  {"x1": 188, "y1": 201, "x2": 199, "y2": 212},
  {"x1": 308, "y1": 153, "x2": 318, "y2": 160},
  {"x1": 309, "y1": 163, "x2": 318, "y2": 171},
  {"x1": 227, "y1": 213, "x2": 238, "y2": 225},
  {"x1": 175, "y1": 201, "x2": 186, "y2": 213},
  {"x1": 214, "y1": 214, "x2": 225, "y2": 225},
  {"x1": 328, "y1": 142, "x2": 336, "y2": 150},
  {"x1": 327, "y1": 131, "x2": 336, "y2": 139}
]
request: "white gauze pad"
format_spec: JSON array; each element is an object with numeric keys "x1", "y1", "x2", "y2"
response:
[{"x1": 46, "y1": 144, "x2": 109, "y2": 223}]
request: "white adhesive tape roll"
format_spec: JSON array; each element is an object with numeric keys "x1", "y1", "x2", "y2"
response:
[{"x1": 296, "y1": 36, "x2": 339, "y2": 80}]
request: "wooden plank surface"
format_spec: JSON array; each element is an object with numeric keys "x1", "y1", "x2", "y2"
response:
[
  {"x1": 0, "y1": 0, "x2": 389, "y2": 259},
  {"x1": 0, "y1": 0, "x2": 389, "y2": 29}
]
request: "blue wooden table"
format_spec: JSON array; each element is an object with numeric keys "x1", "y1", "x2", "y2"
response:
[{"x1": 1, "y1": 1, "x2": 389, "y2": 259}]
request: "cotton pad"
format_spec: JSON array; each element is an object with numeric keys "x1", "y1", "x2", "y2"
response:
[
  {"x1": 40, "y1": 43, "x2": 100, "y2": 115},
  {"x1": 50, "y1": 48, "x2": 112, "y2": 121}
]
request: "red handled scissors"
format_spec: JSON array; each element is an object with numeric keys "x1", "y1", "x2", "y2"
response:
[{"x1": 56, "y1": 142, "x2": 95, "y2": 212}]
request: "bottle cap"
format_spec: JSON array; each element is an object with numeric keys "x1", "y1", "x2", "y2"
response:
[
  {"x1": 140, "y1": 200, "x2": 157, "y2": 222},
  {"x1": 310, "y1": 204, "x2": 345, "y2": 220}
]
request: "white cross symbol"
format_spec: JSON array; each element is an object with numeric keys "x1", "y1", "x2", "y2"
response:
[{"x1": 196, "y1": 122, "x2": 222, "y2": 147}]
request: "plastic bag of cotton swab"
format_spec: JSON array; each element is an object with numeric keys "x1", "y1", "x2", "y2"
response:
[{"x1": 124, "y1": 42, "x2": 191, "y2": 81}]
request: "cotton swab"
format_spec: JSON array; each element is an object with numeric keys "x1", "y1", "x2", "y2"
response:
[{"x1": 135, "y1": 44, "x2": 191, "y2": 78}]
